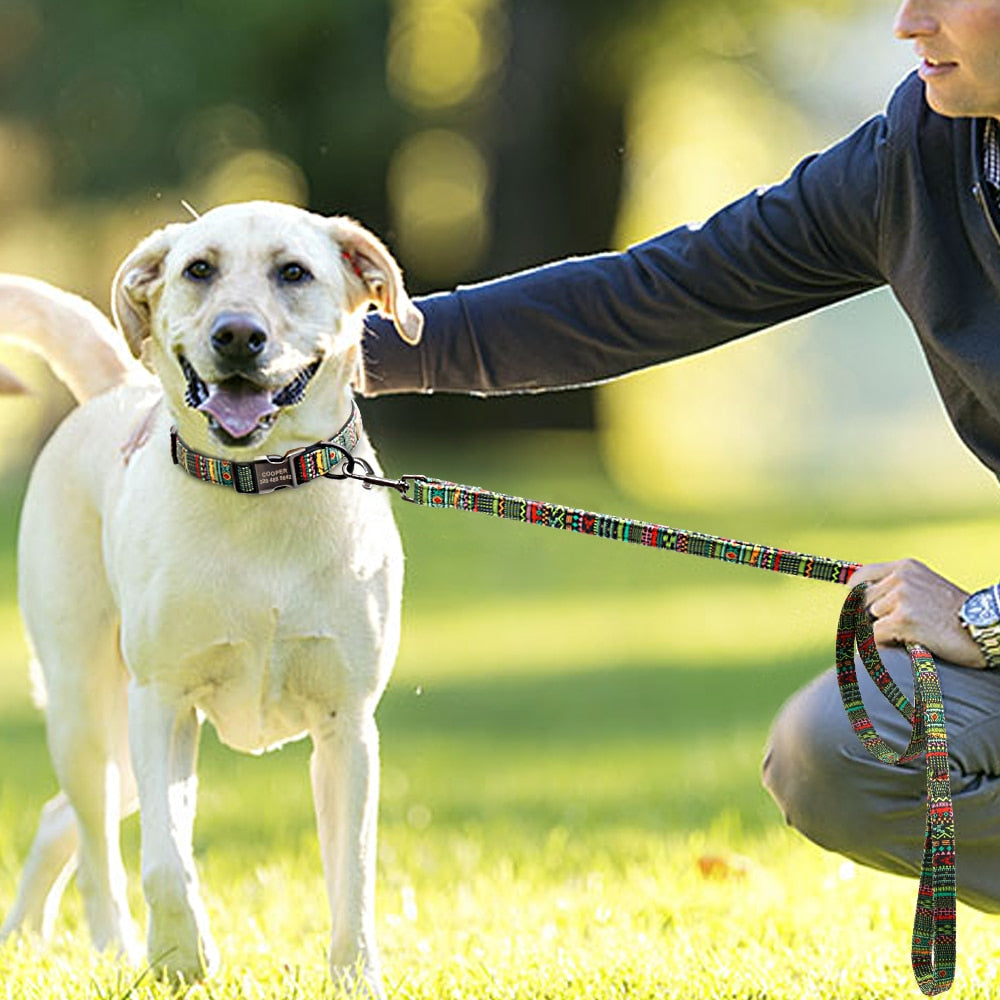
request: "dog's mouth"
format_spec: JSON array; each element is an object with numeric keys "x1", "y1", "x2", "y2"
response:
[{"x1": 179, "y1": 354, "x2": 322, "y2": 447}]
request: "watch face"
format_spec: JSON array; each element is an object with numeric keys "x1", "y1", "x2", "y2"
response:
[{"x1": 963, "y1": 588, "x2": 1000, "y2": 628}]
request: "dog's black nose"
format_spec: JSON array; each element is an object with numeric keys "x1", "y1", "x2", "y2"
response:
[{"x1": 210, "y1": 313, "x2": 268, "y2": 363}]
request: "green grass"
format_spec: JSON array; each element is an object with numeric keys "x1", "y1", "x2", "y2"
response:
[{"x1": 3, "y1": 433, "x2": 1000, "y2": 998}]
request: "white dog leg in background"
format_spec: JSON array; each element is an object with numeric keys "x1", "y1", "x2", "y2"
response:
[
  {"x1": 310, "y1": 709, "x2": 384, "y2": 998},
  {"x1": 128, "y1": 682, "x2": 219, "y2": 981},
  {"x1": 39, "y1": 672, "x2": 140, "y2": 960},
  {"x1": 0, "y1": 792, "x2": 78, "y2": 940}
]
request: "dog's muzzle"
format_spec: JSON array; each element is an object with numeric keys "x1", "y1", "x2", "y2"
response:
[{"x1": 179, "y1": 354, "x2": 322, "y2": 445}]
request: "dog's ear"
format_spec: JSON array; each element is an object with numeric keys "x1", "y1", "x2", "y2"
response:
[
  {"x1": 111, "y1": 226, "x2": 179, "y2": 358},
  {"x1": 327, "y1": 217, "x2": 423, "y2": 345}
]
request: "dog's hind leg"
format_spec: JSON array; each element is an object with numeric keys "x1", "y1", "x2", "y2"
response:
[
  {"x1": 0, "y1": 792, "x2": 77, "y2": 941},
  {"x1": 1, "y1": 702, "x2": 140, "y2": 945},
  {"x1": 16, "y1": 443, "x2": 142, "y2": 959},
  {"x1": 42, "y1": 659, "x2": 142, "y2": 961}
]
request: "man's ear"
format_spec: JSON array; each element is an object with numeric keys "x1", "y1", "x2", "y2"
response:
[
  {"x1": 326, "y1": 216, "x2": 423, "y2": 345},
  {"x1": 111, "y1": 225, "x2": 180, "y2": 358}
]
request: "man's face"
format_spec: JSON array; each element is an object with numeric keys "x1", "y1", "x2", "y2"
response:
[{"x1": 895, "y1": 0, "x2": 1000, "y2": 119}]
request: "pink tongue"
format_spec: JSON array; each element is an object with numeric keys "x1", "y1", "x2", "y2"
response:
[{"x1": 198, "y1": 381, "x2": 277, "y2": 439}]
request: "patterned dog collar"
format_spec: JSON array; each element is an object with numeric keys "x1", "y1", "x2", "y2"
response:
[{"x1": 170, "y1": 402, "x2": 362, "y2": 495}]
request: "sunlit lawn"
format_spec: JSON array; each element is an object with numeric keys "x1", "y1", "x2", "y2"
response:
[{"x1": 3, "y1": 432, "x2": 1000, "y2": 998}]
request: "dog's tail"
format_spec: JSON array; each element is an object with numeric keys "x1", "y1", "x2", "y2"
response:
[{"x1": 0, "y1": 274, "x2": 141, "y2": 403}]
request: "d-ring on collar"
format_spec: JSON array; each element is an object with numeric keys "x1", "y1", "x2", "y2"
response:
[{"x1": 170, "y1": 402, "x2": 362, "y2": 495}]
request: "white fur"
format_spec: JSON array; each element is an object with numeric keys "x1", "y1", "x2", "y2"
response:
[{"x1": 0, "y1": 201, "x2": 422, "y2": 996}]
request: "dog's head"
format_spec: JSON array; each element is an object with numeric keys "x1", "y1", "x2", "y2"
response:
[{"x1": 112, "y1": 201, "x2": 422, "y2": 450}]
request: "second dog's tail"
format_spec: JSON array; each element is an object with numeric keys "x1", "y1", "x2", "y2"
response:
[{"x1": 0, "y1": 274, "x2": 142, "y2": 404}]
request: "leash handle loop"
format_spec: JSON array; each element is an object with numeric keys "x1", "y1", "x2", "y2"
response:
[{"x1": 837, "y1": 584, "x2": 956, "y2": 995}]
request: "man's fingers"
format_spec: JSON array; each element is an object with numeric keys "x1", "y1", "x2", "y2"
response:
[
  {"x1": 848, "y1": 561, "x2": 895, "y2": 587},
  {"x1": 849, "y1": 560, "x2": 924, "y2": 624},
  {"x1": 870, "y1": 616, "x2": 900, "y2": 646},
  {"x1": 843, "y1": 558, "x2": 981, "y2": 664}
]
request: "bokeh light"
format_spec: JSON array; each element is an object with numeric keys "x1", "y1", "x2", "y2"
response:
[
  {"x1": 388, "y1": 129, "x2": 490, "y2": 282},
  {"x1": 194, "y1": 149, "x2": 309, "y2": 210},
  {"x1": 387, "y1": 0, "x2": 507, "y2": 110}
]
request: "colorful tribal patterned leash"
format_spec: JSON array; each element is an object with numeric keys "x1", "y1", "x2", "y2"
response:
[
  {"x1": 390, "y1": 475, "x2": 957, "y2": 995},
  {"x1": 170, "y1": 437, "x2": 958, "y2": 994}
]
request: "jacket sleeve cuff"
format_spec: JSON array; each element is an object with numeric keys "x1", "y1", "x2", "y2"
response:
[
  {"x1": 359, "y1": 288, "x2": 493, "y2": 396},
  {"x1": 358, "y1": 312, "x2": 432, "y2": 396}
]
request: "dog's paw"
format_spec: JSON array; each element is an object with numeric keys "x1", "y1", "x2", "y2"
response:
[
  {"x1": 146, "y1": 903, "x2": 219, "y2": 982},
  {"x1": 143, "y1": 865, "x2": 219, "y2": 982},
  {"x1": 330, "y1": 960, "x2": 385, "y2": 1000},
  {"x1": 148, "y1": 933, "x2": 220, "y2": 986}
]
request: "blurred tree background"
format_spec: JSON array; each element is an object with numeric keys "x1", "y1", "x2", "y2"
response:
[{"x1": 0, "y1": 0, "x2": 995, "y2": 510}]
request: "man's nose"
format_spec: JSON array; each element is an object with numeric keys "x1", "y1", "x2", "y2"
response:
[{"x1": 894, "y1": 0, "x2": 938, "y2": 39}]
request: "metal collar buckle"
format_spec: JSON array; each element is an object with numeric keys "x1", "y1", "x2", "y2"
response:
[{"x1": 254, "y1": 448, "x2": 307, "y2": 493}]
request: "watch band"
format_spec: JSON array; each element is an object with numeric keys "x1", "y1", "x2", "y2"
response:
[
  {"x1": 960, "y1": 583, "x2": 1000, "y2": 670},
  {"x1": 972, "y1": 624, "x2": 1000, "y2": 670}
]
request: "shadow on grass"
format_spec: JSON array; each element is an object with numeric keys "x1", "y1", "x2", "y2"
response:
[
  {"x1": 378, "y1": 653, "x2": 819, "y2": 745},
  {"x1": 373, "y1": 651, "x2": 822, "y2": 838}
]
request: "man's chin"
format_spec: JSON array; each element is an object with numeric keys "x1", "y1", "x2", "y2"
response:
[{"x1": 921, "y1": 80, "x2": 998, "y2": 120}]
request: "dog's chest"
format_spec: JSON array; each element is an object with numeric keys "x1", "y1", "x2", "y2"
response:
[
  {"x1": 108, "y1": 471, "x2": 402, "y2": 752},
  {"x1": 169, "y1": 628, "x2": 369, "y2": 752}
]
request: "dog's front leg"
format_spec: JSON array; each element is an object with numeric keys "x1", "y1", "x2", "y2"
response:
[
  {"x1": 310, "y1": 708, "x2": 384, "y2": 998},
  {"x1": 128, "y1": 682, "x2": 219, "y2": 982}
]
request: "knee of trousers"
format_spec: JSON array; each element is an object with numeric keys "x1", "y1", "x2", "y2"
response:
[{"x1": 761, "y1": 669, "x2": 921, "y2": 857}]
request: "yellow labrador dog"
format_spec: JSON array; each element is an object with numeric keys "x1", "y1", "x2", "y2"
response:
[{"x1": 0, "y1": 200, "x2": 422, "y2": 995}]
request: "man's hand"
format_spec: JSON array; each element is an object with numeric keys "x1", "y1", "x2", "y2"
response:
[{"x1": 849, "y1": 558, "x2": 985, "y2": 668}]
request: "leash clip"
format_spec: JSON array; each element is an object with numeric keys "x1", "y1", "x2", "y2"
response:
[{"x1": 324, "y1": 445, "x2": 414, "y2": 497}]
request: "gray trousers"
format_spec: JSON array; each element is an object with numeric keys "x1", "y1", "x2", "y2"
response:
[{"x1": 762, "y1": 646, "x2": 1000, "y2": 913}]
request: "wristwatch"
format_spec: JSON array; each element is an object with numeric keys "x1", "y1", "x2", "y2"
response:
[{"x1": 959, "y1": 583, "x2": 1000, "y2": 669}]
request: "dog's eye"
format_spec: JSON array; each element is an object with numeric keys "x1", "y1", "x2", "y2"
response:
[
  {"x1": 277, "y1": 262, "x2": 312, "y2": 284},
  {"x1": 183, "y1": 260, "x2": 215, "y2": 282}
]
